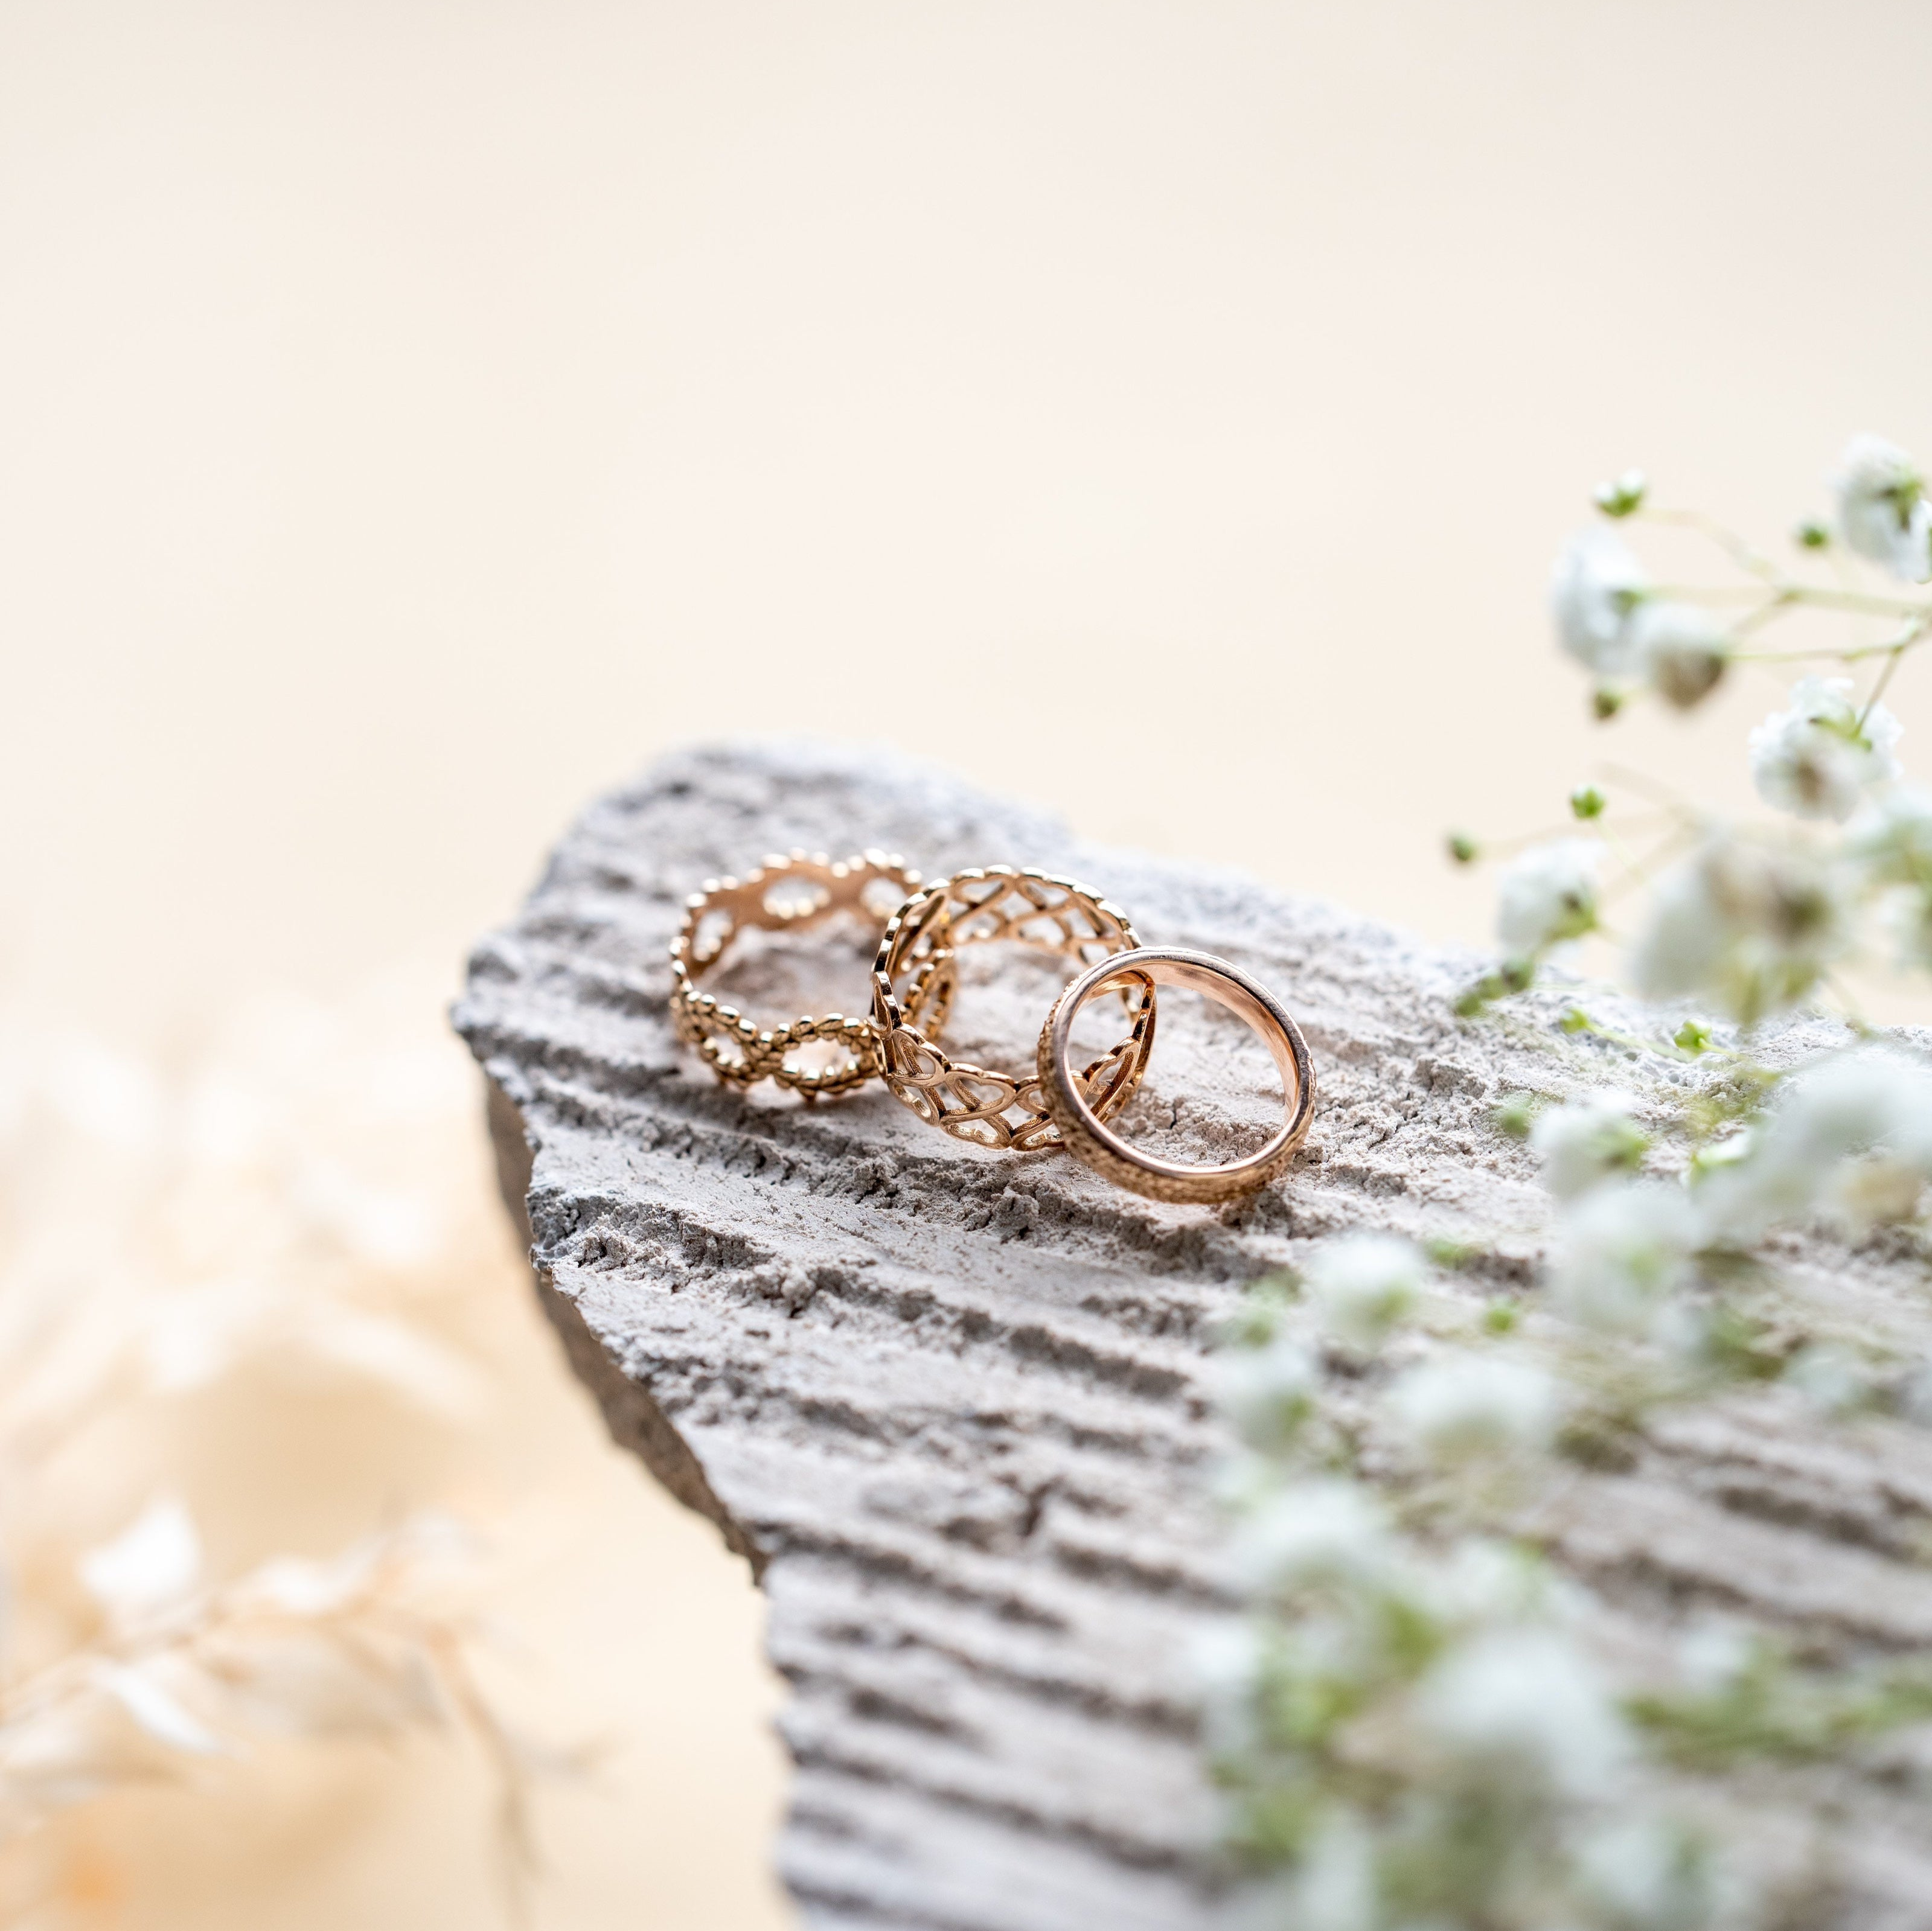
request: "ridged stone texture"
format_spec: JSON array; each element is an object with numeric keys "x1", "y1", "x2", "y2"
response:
[{"x1": 455, "y1": 741, "x2": 1932, "y2": 1931}]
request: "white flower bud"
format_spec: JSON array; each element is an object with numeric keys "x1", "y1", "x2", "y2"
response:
[
  {"x1": 1234, "y1": 1479, "x2": 1397, "y2": 1594},
  {"x1": 1831, "y1": 434, "x2": 1932, "y2": 582},
  {"x1": 1386, "y1": 1353, "x2": 1561, "y2": 1466},
  {"x1": 1217, "y1": 1333, "x2": 1320, "y2": 1450},
  {"x1": 1496, "y1": 840, "x2": 1602, "y2": 959},
  {"x1": 1415, "y1": 1627, "x2": 1630, "y2": 1798},
  {"x1": 1531, "y1": 1090, "x2": 1649, "y2": 1199},
  {"x1": 1303, "y1": 1233, "x2": 1425, "y2": 1353},
  {"x1": 1696, "y1": 1046, "x2": 1932, "y2": 1244},
  {"x1": 1850, "y1": 788, "x2": 1932, "y2": 972},
  {"x1": 1631, "y1": 831, "x2": 1854, "y2": 1026},
  {"x1": 1549, "y1": 528, "x2": 1648, "y2": 678},
  {"x1": 1748, "y1": 677, "x2": 1902, "y2": 823},
  {"x1": 1630, "y1": 600, "x2": 1728, "y2": 709},
  {"x1": 1550, "y1": 1181, "x2": 1698, "y2": 1336}
]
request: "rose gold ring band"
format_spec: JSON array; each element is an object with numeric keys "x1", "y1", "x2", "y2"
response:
[{"x1": 1036, "y1": 947, "x2": 1316, "y2": 1204}]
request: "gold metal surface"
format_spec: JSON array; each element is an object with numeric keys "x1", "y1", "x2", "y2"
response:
[
  {"x1": 871, "y1": 866, "x2": 1154, "y2": 1151},
  {"x1": 669, "y1": 849, "x2": 925, "y2": 1097},
  {"x1": 1037, "y1": 946, "x2": 1316, "y2": 1202}
]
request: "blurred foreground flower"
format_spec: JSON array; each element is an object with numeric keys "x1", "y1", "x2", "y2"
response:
[
  {"x1": 1228, "y1": 433, "x2": 1932, "y2": 1930},
  {"x1": 0, "y1": 981, "x2": 562, "y2": 1923},
  {"x1": 1832, "y1": 434, "x2": 1932, "y2": 582}
]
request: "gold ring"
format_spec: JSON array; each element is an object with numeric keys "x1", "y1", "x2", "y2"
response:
[
  {"x1": 871, "y1": 866, "x2": 1155, "y2": 1151},
  {"x1": 1036, "y1": 947, "x2": 1315, "y2": 1202},
  {"x1": 670, "y1": 849, "x2": 926, "y2": 1098}
]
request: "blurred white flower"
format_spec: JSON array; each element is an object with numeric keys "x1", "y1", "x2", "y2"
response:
[
  {"x1": 1550, "y1": 1181, "x2": 1699, "y2": 1335},
  {"x1": 1387, "y1": 1353, "x2": 1561, "y2": 1466},
  {"x1": 1850, "y1": 787, "x2": 1932, "y2": 970},
  {"x1": 1288, "y1": 1809, "x2": 1377, "y2": 1931},
  {"x1": 1303, "y1": 1233, "x2": 1425, "y2": 1353},
  {"x1": 1531, "y1": 1090, "x2": 1649, "y2": 1199},
  {"x1": 1832, "y1": 434, "x2": 1932, "y2": 581},
  {"x1": 92, "y1": 1659, "x2": 226, "y2": 1757},
  {"x1": 81, "y1": 1496, "x2": 203, "y2": 1629},
  {"x1": 0, "y1": 983, "x2": 552, "y2": 1883},
  {"x1": 1695, "y1": 1046, "x2": 1932, "y2": 1243},
  {"x1": 1415, "y1": 1539, "x2": 1564, "y2": 1630},
  {"x1": 1676, "y1": 1617, "x2": 1756, "y2": 1694},
  {"x1": 1850, "y1": 785, "x2": 1932, "y2": 884},
  {"x1": 1576, "y1": 1815, "x2": 1724, "y2": 1931},
  {"x1": 1830, "y1": 1152, "x2": 1930, "y2": 1233},
  {"x1": 1785, "y1": 1342, "x2": 1869, "y2": 1417},
  {"x1": 1748, "y1": 676, "x2": 1902, "y2": 822},
  {"x1": 1415, "y1": 1626, "x2": 1630, "y2": 1798},
  {"x1": 1551, "y1": 528, "x2": 1648, "y2": 678},
  {"x1": 1191, "y1": 1620, "x2": 1265, "y2": 1760},
  {"x1": 1235, "y1": 1479, "x2": 1396, "y2": 1595},
  {"x1": 1632, "y1": 831, "x2": 1854, "y2": 1024},
  {"x1": 1218, "y1": 1333, "x2": 1319, "y2": 1450},
  {"x1": 1497, "y1": 839, "x2": 1602, "y2": 958},
  {"x1": 1631, "y1": 601, "x2": 1729, "y2": 709}
]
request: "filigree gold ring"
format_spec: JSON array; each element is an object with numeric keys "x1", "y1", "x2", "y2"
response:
[
  {"x1": 1037, "y1": 947, "x2": 1315, "y2": 1202},
  {"x1": 872, "y1": 866, "x2": 1155, "y2": 1151},
  {"x1": 670, "y1": 849, "x2": 928, "y2": 1098}
]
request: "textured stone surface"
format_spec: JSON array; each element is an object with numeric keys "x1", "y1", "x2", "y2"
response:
[{"x1": 455, "y1": 741, "x2": 1932, "y2": 1930}]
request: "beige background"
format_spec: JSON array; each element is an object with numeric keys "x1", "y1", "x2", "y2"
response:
[{"x1": 4, "y1": 2, "x2": 1931, "y2": 1924}]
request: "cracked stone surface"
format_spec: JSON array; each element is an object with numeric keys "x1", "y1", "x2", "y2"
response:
[{"x1": 455, "y1": 740, "x2": 1932, "y2": 1931}]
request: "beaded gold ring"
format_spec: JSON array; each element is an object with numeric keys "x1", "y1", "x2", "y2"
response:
[
  {"x1": 670, "y1": 849, "x2": 929, "y2": 1099},
  {"x1": 870, "y1": 866, "x2": 1154, "y2": 1151}
]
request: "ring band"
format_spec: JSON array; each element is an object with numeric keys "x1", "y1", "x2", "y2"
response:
[
  {"x1": 1037, "y1": 947, "x2": 1315, "y2": 1202},
  {"x1": 872, "y1": 866, "x2": 1154, "y2": 1151},
  {"x1": 670, "y1": 849, "x2": 927, "y2": 1098}
]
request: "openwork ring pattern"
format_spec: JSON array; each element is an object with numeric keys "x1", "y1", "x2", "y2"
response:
[
  {"x1": 870, "y1": 866, "x2": 1156, "y2": 1151},
  {"x1": 670, "y1": 849, "x2": 925, "y2": 1097}
]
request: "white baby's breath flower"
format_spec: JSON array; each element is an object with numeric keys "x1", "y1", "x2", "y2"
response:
[
  {"x1": 1287, "y1": 1808, "x2": 1378, "y2": 1931},
  {"x1": 1850, "y1": 787, "x2": 1932, "y2": 970},
  {"x1": 1550, "y1": 528, "x2": 1648, "y2": 678},
  {"x1": 1829, "y1": 1152, "x2": 1929, "y2": 1233},
  {"x1": 1303, "y1": 1233, "x2": 1425, "y2": 1353},
  {"x1": 1632, "y1": 830, "x2": 1854, "y2": 1024},
  {"x1": 1531, "y1": 1090, "x2": 1649, "y2": 1199},
  {"x1": 1415, "y1": 1626, "x2": 1630, "y2": 1799},
  {"x1": 1631, "y1": 600, "x2": 1729, "y2": 709},
  {"x1": 1786, "y1": 1342, "x2": 1869, "y2": 1418},
  {"x1": 1849, "y1": 785, "x2": 1932, "y2": 899},
  {"x1": 1676, "y1": 1617, "x2": 1756, "y2": 1694},
  {"x1": 1748, "y1": 676, "x2": 1903, "y2": 823},
  {"x1": 1386, "y1": 1353, "x2": 1561, "y2": 1466},
  {"x1": 1497, "y1": 839, "x2": 1602, "y2": 958},
  {"x1": 1235, "y1": 1479, "x2": 1397, "y2": 1595},
  {"x1": 1850, "y1": 785, "x2": 1932, "y2": 885},
  {"x1": 81, "y1": 1497, "x2": 203, "y2": 1628},
  {"x1": 1550, "y1": 1181, "x2": 1699, "y2": 1336},
  {"x1": 1415, "y1": 1539, "x2": 1564, "y2": 1630},
  {"x1": 1832, "y1": 434, "x2": 1932, "y2": 582},
  {"x1": 1191, "y1": 1621, "x2": 1265, "y2": 1760},
  {"x1": 1217, "y1": 1333, "x2": 1319, "y2": 1451},
  {"x1": 1695, "y1": 1046, "x2": 1932, "y2": 1243},
  {"x1": 1576, "y1": 1815, "x2": 1725, "y2": 1931}
]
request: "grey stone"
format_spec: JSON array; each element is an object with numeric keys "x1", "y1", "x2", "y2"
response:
[{"x1": 455, "y1": 741, "x2": 1932, "y2": 1930}]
